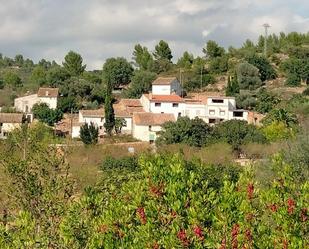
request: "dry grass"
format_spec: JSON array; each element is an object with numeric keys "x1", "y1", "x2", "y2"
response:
[
  {"x1": 241, "y1": 142, "x2": 285, "y2": 159},
  {"x1": 66, "y1": 142, "x2": 151, "y2": 192},
  {"x1": 157, "y1": 143, "x2": 235, "y2": 165}
]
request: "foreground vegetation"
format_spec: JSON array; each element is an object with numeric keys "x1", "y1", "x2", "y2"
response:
[{"x1": 0, "y1": 124, "x2": 308, "y2": 248}]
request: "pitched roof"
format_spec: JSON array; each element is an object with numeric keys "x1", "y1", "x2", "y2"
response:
[
  {"x1": 0, "y1": 113, "x2": 23, "y2": 123},
  {"x1": 133, "y1": 112, "x2": 175, "y2": 126},
  {"x1": 37, "y1": 88, "x2": 59, "y2": 97},
  {"x1": 119, "y1": 99, "x2": 143, "y2": 107},
  {"x1": 147, "y1": 94, "x2": 184, "y2": 103},
  {"x1": 152, "y1": 77, "x2": 178, "y2": 85},
  {"x1": 80, "y1": 109, "x2": 104, "y2": 118}
]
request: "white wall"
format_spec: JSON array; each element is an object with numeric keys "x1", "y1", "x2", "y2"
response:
[
  {"x1": 140, "y1": 95, "x2": 150, "y2": 112},
  {"x1": 132, "y1": 124, "x2": 162, "y2": 142},
  {"x1": 72, "y1": 126, "x2": 81, "y2": 138},
  {"x1": 14, "y1": 94, "x2": 39, "y2": 113},
  {"x1": 121, "y1": 117, "x2": 132, "y2": 134},
  {"x1": 0, "y1": 123, "x2": 21, "y2": 138},
  {"x1": 39, "y1": 97, "x2": 58, "y2": 109},
  {"x1": 152, "y1": 85, "x2": 171, "y2": 95},
  {"x1": 152, "y1": 79, "x2": 182, "y2": 96},
  {"x1": 184, "y1": 103, "x2": 207, "y2": 119},
  {"x1": 149, "y1": 102, "x2": 186, "y2": 119}
]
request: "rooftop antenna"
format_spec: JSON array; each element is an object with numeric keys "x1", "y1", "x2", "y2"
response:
[{"x1": 263, "y1": 23, "x2": 271, "y2": 57}]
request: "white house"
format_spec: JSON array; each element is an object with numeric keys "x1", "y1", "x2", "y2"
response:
[
  {"x1": 14, "y1": 87, "x2": 59, "y2": 113},
  {"x1": 132, "y1": 112, "x2": 175, "y2": 142},
  {"x1": 72, "y1": 99, "x2": 145, "y2": 138},
  {"x1": 0, "y1": 113, "x2": 24, "y2": 139},
  {"x1": 152, "y1": 77, "x2": 182, "y2": 96}
]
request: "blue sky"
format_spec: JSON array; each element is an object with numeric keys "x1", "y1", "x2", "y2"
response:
[{"x1": 0, "y1": 0, "x2": 308, "y2": 69}]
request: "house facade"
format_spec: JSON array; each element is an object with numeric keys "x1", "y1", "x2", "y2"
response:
[
  {"x1": 0, "y1": 113, "x2": 24, "y2": 139},
  {"x1": 14, "y1": 87, "x2": 59, "y2": 113}
]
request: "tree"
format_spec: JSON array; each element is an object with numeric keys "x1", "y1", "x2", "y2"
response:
[
  {"x1": 0, "y1": 123, "x2": 73, "y2": 247},
  {"x1": 132, "y1": 44, "x2": 153, "y2": 70},
  {"x1": 209, "y1": 55, "x2": 229, "y2": 74},
  {"x1": 3, "y1": 72, "x2": 22, "y2": 88},
  {"x1": 246, "y1": 55, "x2": 277, "y2": 81},
  {"x1": 80, "y1": 122, "x2": 98, "y2": 145},
  {"x1": 177, "y1": 51, "x2": 194, "y2": 69},
  {"x1": 236, "y1": 62, "x2": 262, "y2": 90},
  {"x1": 57, "y1": 96, "x2": 79, "y2": 113},
  {"x1": 30, "y1": 66, "x2": 47, "y2": 86},
  {"x1": 46, "y1": 66, "x2": 70, "y2": 87},
  {"x1": 63, "y1": 51, "x2": 86, "y2": 76},
  {"x1": 14, "y1": 54, "x2": 24, "y2": 67},
  {"x1": 32, "y1": 103, "x2": 63, "y2": 126},
  {"x1": 153, "y1": 40, "x2": 173, "y2": 61},
  {"x1": 104, "y1": 78, "x2": 115, "y2": 136},
  {"x1": 124, "y1": 70, "x2": 157, "y2": 98},
  {"x1": 262, "y1": 121, "x2": 294, "y2": 142},
  {"x1": 225, "y1": 75, "x2": 239, "y2": 96},
  {"x1": 203, "y1": 40, "x2": 225, "y2": 59},
  {"x1": 212, "y1": 120, "x2": 266, "y2": 150},
  {"x1": 262, "y1": 108, "x2": 298, "y2": 128},
  {"x1": 115, "y1": 118, "x2": 127, "y2": 134},
  {"x1": 102, "y1": 57, "x2": 134, "y2": 88},
  {"x1": 157, "y1": 117, "x2": 212, "y2": 147}
]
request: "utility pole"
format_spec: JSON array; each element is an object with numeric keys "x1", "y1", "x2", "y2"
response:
[
  {"x1": 200, "y1": 66, "x2": 203, "y2": 100},
  {"x1": 263, "y1": 23, "x2": 270, "y2": 57}
]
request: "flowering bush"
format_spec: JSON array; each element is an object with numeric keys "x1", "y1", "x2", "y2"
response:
[{"x1": 0, "y1": 153, "x2": 308, "y2": 248}]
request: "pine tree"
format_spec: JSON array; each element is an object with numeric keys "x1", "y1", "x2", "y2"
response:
[{"x1": 104, "y1": 78, "x2": 115, "y2": 136}]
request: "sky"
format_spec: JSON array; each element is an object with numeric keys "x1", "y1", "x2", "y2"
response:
[{"x1": 0, "y1": 0, "x2": 308, "y2": 70}]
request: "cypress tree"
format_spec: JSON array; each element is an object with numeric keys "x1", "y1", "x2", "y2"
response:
[{"x1": 104, "y1": 78, "x2": 115, "y2": 136}]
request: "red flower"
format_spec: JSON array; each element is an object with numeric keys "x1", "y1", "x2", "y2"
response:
[
  {"x1": 177, "y1": 229, "x2": 189, "y2": 247},
  {"x1": 219, "y1": 237, "x2": 227, "y2": 249},
  {"x1": 231, "y1": 224, "x2": 240, "y2": 249},
  {"x1": 245, "y1": 229, "x2": 252, "y2": 242},
  {"x1": 283, "y1": 239, "x2": 288, "y2": 249},
  {"x1": 193, "y1": 225, "x2": 204, "y2": 240},
  {"x1": 245, "y1": 213, "x2": 254, "y2": 221},
  {"x1": 247, "y1": 183, "x2": 254, "y2": 200},
  {"x1": 287, "y1": 198, "x2": 295, "y2": 215},
  {"x1": 269, "y1": 204, "x2": 278, "y2": 213},
  {"x1": 137, "y1": 207, "x2": 147, "y2": 224}
]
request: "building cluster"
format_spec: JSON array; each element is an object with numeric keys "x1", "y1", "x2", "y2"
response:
[{"x1": 1, "y1": 77, "x2": 259, "y2": 141}]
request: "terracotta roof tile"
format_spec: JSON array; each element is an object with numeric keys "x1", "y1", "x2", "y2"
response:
[
  {"x1": 80, "y1": 109, "x2": 104, "y2": 118},
  {"x1": 119, "y1": 99, "x2": 143, "y2": 107},
  {"x1": 133, "y1": 112, "x2": 175, "y2": 126},
  {"x1": 149, "y1": 94, "x2": 184, "y2": 103},
  {"x1": 37, "y1": 88, "x2": 59, "y2": 97},
  {"x1": 152, "y1": 77, "x2": 178, "y2": 85},
  {"x1": 0, "y1": 113, "x2": 23, "y2": 123}
]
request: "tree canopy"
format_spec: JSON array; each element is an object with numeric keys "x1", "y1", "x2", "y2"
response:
[{"x1": 62, "y1": 51, "x2": 86, "y2": 76}]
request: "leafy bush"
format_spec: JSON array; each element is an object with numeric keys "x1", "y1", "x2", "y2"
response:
[
  {"x1": 212, "y1": 120, "x2": 267, "y2": 150},
  {"x1": 101, "y1": 156, "x2": 138, "y2": 171},
  {"x1": 80, "y1": 122, "x2": 99, "y2": 145},
  {"x1": 246, "y1": 54, "x2": 277, "y2": 81},
  {"x1": 32, "y1": 103, "x2": 63, "y2": 126},
  {"x1": 156, "y1": 117, "x2": 212, "y2": 147},
  {"x1": 236, "y1": 62, "x2": 263, "y2": 90},
  {"x1": 262, "y1": 121, "x2": 294, "y2": 142}
]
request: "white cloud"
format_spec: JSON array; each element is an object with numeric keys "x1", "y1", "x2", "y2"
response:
[{"x1": 0, "y1": 0, "x2": 307, "y2": 69}]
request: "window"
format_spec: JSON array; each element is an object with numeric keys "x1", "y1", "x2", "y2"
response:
[
  {"x1": 220, "y1": 110, "x2": 225, "y2": 116},
  {"x1": 209, "y1": 110, "x2": 215, "y2": 115},
  {"x1": 233, "y1": 111, "x2": 244, "y2": 117},
  {"x1": 148, "y1": 125, "x2": 152, "y2": 131},
  {"x1": 155, "y1": 103, "x2": 161, "y2": 107},
  {"x1": 212, "y1": 99, "x2": 224, "y2": 104},
  {"x1": 178, "y1": 112, "x2": 182, "y2": 117},
  {"x1": 209, "y1": 119, "x2": 216, "y2": 124},
  {"x1": 172, "y1": 103, "x2": 179, "y2": 107}
]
